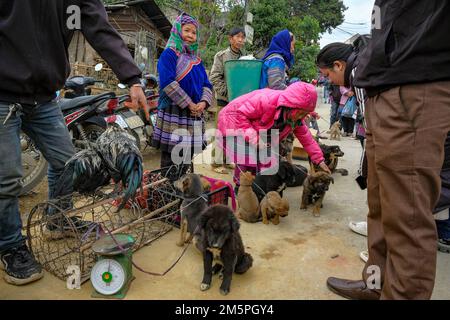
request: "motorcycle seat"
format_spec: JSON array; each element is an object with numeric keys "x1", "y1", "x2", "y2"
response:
[{"x1": 59, "y1": 92, "x2": 115, "y2": 112}]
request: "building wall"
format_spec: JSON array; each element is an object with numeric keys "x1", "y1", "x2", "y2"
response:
[{"x1": 68, "y1": 7, "x2": 167, "y2": 75}]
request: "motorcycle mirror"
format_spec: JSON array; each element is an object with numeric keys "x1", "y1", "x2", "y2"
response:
[
  {"x1": 140, "y1": 47, "x2": 148, "y2": 60},
  {"x1": 118, "y1": 83, "x2": 127, "y2": 89},
  {"x1": 94, "y1": 63, "x2": 103, "y2": 72}
]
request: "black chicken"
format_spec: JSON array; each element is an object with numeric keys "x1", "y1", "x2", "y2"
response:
[
  {"x1": 64, "y1": 148, "x2": 111, "y2": 194},
  {"x1": 96, "y1": 125, "x2": 143, "y2": 209},
  {"x1": 60, "y1": 125, "x2": 143, "y2": 210}
]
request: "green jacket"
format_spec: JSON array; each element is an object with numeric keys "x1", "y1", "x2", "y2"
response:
[{"x1": 209, "y1": 47, "x2": 243, "y2": 102}]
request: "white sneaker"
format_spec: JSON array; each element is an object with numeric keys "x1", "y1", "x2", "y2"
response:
[
  {"x1": 348, "y1": 221, "x2": 368, "y2": 237},
  {"x1": 360, "y1": 250, "x2": 369, "y2": 263}
]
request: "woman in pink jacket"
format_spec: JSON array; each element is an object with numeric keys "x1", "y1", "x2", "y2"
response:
[{"x1": 217, "y1": 81, "x2": 330, "y2": 187}]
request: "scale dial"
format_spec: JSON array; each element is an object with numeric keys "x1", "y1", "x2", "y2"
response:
[{"x1": 91, "y1": 259, "x2": 126, "y2": 296}]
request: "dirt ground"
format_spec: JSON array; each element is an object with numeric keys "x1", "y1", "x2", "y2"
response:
[{"x1": 3, "y1": 93, "x2": 450, "y2": 300}]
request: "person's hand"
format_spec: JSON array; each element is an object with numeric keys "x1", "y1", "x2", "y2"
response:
[
  {"x1": 347, "y1": 91, "x2": 355, "y2": 97},
  {"x1": 130, "y1": 85, "x2": 150, "y2": 121},
  {"x1": 188, "y1": 102, "x2": 199, "y2": 116},
  {"x1": 196, "y1": 101, "x2": 207, "y2": 114},
  {"x1": 318, "y1": 161, "x2": 332, "y2": 174}
]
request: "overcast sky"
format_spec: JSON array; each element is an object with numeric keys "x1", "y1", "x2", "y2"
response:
[{"x1": 319, "y1": 0, "x2": 375, "y2": 48}]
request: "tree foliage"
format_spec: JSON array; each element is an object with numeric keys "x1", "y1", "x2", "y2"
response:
[
  {"x1": 101, "y1": 0, "x2": 346, "y2": 79},
  {"x1": 288, "y1": 0, "x2": 347, "y2": 34},
  {"x1": 249, "y1": 0, "x2": 324, "y2": 81}
]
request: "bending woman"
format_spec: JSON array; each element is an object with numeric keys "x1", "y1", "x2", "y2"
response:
[{"x1": 217, "y1": 81, "x2": 330, "y2": 188}]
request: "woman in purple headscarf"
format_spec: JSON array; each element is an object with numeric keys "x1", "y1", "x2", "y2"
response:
[
  {"x1": 152, "y1": 13, "x2": 213, "y2": 175},
  {"x1": 260, "y1": 29, "x2": 296, "y2": 90}
]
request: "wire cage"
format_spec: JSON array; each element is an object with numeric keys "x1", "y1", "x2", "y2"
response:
[
  {"x1": 144, "y1": 165, "x2": 231, "y2": 227},
  {"x1": 26, "y1": 165, "x2": 231, "y2": 283},
  {"x1": 26, "y1": 177, "x2": 179, "y2": 283}
]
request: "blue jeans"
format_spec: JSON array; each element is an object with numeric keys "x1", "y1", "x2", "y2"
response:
[
  {"x1": 436, "y1": 214, "x2": 450, "y2": 239},
  {"x1": 0, "y1": 100, "x2": 75, "y2": 253},
  {"x1": 330, "y1": 101, "x2": 339, "y2": 128}
]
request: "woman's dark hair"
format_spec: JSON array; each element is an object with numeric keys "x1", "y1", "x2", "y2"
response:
[
  {"x1": 229, "y1": 27, "x2": 246, "y2": 37},
  {"x1": 316, "y1": 43, "x2": 353, "y2": 68}
]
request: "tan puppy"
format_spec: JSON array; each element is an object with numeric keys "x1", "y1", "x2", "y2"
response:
[
  {"x1": 260, "y1": 191, "x2": 290, "y2": 225},
  {"x1": 329, "y1": 121, "x2": 342, "y2": 141},
  {"x1": 237, "y1": 171, "x2": 260, "y2": 223}
]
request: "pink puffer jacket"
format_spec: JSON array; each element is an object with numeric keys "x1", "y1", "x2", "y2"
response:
[{"x1": 217, "y1": 81, "x2": 324, "y2": 164}]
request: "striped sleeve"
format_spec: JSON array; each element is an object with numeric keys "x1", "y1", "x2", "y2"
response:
[
  {"x1": 352, "y1": 68, "x2": 367, "y2": 177},
  {"x1": 201, "y1": 87, "x2": 213, "y2": 107},
  {"x1": 352, "y1": 68, "x2": 366, "y2": 128},
  {"x1": 163, "y1": 81, "x2": 193, "y2": 109},
  {"x1": 267, "y1": 58, "x2": 288, "y2": 90}
]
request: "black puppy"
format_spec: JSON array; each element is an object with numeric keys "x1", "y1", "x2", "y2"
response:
[
  {"x1": 174, "y1": 174, "x2": 208, "y2": 247},
  {"x1": 286, "y1": 164, "x2": 309, "y2": 187},
  {"x1": 197, "y1": 205, "x2": 253, "y2": 296},
  {"x1": 252, "y1": 161, "x2": 296, "y2": 202},
  {"x1": 309, "y1": 144, "x2": 348, "y2": 176}
]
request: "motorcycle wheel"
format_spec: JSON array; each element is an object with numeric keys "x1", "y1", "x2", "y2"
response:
[{"x1": 20, "y1": 132, "x2": 48, "y2": 196}]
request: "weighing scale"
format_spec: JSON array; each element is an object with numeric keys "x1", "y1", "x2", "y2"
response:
[{"x1": 91, "y1": 234, "x2": 135, "y2": 299}]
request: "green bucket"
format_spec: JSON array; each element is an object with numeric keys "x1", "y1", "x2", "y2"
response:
[{"x1": 225, "y1": 59, "x2": 263, "y2": 101}]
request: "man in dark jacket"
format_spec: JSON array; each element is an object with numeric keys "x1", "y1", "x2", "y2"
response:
[
  {"x1": 327, "y1": 0, "x2": 450, "y2": 299},
  {"x1": 0, "y1": 0, "x2": 148, "y2": 285}
]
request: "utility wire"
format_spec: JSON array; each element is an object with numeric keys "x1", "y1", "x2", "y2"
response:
[
  {"x1": 335, "y1": 27, "x2": 355, "y2": 36},
  {"x1": 343, "y1": 21, "x2": 369, "y2": 25}
]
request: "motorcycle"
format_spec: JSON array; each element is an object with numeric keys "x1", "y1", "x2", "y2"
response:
[
  {"x1": 20, "y1": 64, "x2": 117, "y2": 194},
  {"x1": 107, "y1": 89, "x2": 158, "y2": 150},
  {"x1": 61, "y1": 63, "x2": 104, "y2": 98}
]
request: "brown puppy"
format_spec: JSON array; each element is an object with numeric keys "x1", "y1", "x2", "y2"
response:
[
  {"x1": 260, "y1": 191, "x2": 290, "y2": 225},
  {"x1": 300, "y1": 171, "x2": 334, "y2": 217},
  {"x1": 237, "y1": 171, "x2": 260, "y2": 223},
  {"x1": 329, "y1": 121, "x2": 342, "y2": 141},
  {"x1": 174, "y1": 174, "x2": 208, "y2": 247}
]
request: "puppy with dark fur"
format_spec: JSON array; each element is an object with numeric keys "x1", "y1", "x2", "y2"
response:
[
  {"x1": 174, "y1": 174, "x2": 208, "y2": 247},
  {"x1": 197, "y1": 205, "x2": 253, "y2": 296},
  {"x1": 252, "y1": 160, "x2": 296, "y2": 202},
  {"x1": 286, "y1": 164, "x2": 309, "y2": 187},
  {"x1": 300, "y1": 171, "x2": 334, "y2": 217},
  {"x1": 309, "y1": 143, "x2": 348, "y2": 176},
  {"x1": 280, "y1": 133, "x2": 295, "y2": 164}
]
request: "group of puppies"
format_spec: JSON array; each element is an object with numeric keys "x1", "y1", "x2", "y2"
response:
[
  {"x1": 171, "y1": 139, "x2": 346, "y2": 295},
  {"x1": 174, "y1": 173, "x2": 253, "y2": 296},
  {"x1": 238, "y1": 138, "x2": 345, "y2": 222},
  {"x1": 237, "y1": 163, "x2": 291, "y2": 225}
]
